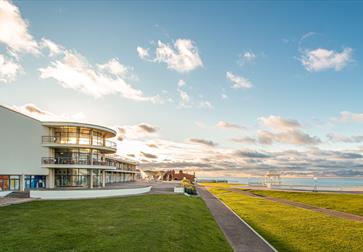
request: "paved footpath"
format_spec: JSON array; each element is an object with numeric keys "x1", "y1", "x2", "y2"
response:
[
  {"x1": 0, "y1": 198, "x2": 33, "y2": 208},
  {"x1": 198, "y1": 186, "x2": 276, "y2": 252}
]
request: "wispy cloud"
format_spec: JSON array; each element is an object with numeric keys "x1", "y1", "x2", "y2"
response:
[
  {"x1": 177, "y1": 79, "x2": 186, "y2": 87},
  {"x1": 327, "y1": 133, "x2": 363, "y2": 143},
  {"x1": 238, "y1": 50, "x2": 256, "y2": 65},
  {"x1": 300, "y1": 47, "x2": 352, "y2": 72},
  {"x1": 259, "y1": 115, "x2": 301, "y2": 131},
  {"x1": 8, "y1": 103, "x2": 85, "y2": 121},
  {"x1": 0, "y1": 0, "x2": 39, "y2": 54},
  {"x1": 136, "y1": 46, "x2": 149, "y2": 60},
  {"x1": 226, "y1": 71, "x2": 253, "y2": 89},
  {"x1": 230, "y1": 136, "x2": 256, "y2": 144},
  {"x1": 39, "y1": 51, "x2": 160, "y2": 103},
  {"x1": 40, "y1": 38, "x2": 63, "y2": 57},
  {"x1": 188, "y1": 138, "x2": 218, "y2": 147},
  {"x1": 258, "y1": 115, "x2": 320, "y2": 145},
  {"x1": 138, "y1": 39, "x2": 203, "y2": 73},
  {"x1": 217, "y1": 121, "x2": 244, "y2": 130},
  {"x1": 257, "y1": 129, "x2": 321, "y2": 145},
  {"x1": 336, "y1": 111, "x2": 363, "y2": 123},
  {"x1": 0, "y1": 54, "x2": 21, "y2": 83}
]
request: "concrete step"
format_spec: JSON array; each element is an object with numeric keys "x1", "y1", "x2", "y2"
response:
[{"x1": 5, "y1": 191, "x2": 30, "y2": 198}]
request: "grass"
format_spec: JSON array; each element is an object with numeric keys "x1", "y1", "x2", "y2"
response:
[
  {"x1": 209, "y1": 187, "x2": 363, "y2": 252},
  {"x1": 250, "y1": 189, "x2": 363, "y2": 216},
  {"x1": 199, "y1": 182, "x2": 245, "y2": 188},
  {"x1": 0, "y1": 194, "x2": 231, "y2": 252}
]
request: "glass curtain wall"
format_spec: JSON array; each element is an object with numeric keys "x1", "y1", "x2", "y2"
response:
[
  {"x1": 54, "y1": 148, "x2": 104, "y2": 165},
  {"x1": 53, "y1": 127, "x2": 105, "y2": 146},
  {"x1": 55, "y1": 169, "x2": 101, "y2": 188}
]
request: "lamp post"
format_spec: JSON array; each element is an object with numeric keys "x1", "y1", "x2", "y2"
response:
[{"x1": 313, "y1": 176, "x2": 318, "y2": 192}]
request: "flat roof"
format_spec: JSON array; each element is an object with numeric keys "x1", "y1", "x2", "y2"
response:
[{"x1": 42, "y1": 121, "x2": 117, "y2": 137}]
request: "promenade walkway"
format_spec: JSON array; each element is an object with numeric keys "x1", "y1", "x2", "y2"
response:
[{"x1": 198, "y1": 186, "x2": 276, "y2": 252}]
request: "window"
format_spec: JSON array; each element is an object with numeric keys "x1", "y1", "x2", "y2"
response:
[{"x1": 25, "y1": 176, "x2": 46, "y2": 189}]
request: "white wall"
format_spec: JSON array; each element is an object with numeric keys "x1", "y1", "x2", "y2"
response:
[
  {"x1": 30, "y1": 186, "x2": 152, "y2": 199},
  {"x1": 0, "y1": 106, "x2": 49, "y2": 175}
]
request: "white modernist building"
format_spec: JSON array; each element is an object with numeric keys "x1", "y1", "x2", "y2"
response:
[{"x1": 0, "y1": 105, "x2": 138, "y2": 192}]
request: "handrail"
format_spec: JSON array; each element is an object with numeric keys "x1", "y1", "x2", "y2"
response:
[
  {"x1": 41, "y1": 157, "x2": 108, "y2": 166},
  {"x1": 41, "y1": 136, "x2": 117, "y2": 149}
]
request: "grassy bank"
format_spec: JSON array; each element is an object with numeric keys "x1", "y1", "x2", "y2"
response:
[
  {"x1": 0, "y1": 194, "x2": 231, "y2": 252},
  {"x1": 209, "y1": 187, "x2": 363, "y2": 252},
  {"x1": 250, "y1": 189, "x2": 363, "y2": 216}
]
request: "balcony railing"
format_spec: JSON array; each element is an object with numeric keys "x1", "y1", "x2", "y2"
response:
[
  {"x1": 42, "y1": 136, "x2": 117, "y2": 149},
  {"x1": 41, "y1": 157, "x2": 108, "y2": 166}
]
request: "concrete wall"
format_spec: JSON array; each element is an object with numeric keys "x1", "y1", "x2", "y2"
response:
[
  {"x1": 0, "y1": 106, "x2": 49, "y2": 175},
  {"x1": 30, "y1": 186, "x2": 152, "y2": 199}
]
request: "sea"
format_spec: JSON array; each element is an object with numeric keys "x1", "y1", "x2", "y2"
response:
[{"x1": 198, "y1": 177, "x2": 363, "y2": 191}]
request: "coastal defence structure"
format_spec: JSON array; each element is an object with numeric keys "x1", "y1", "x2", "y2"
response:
[{"x1": 0, "y1": 105, "x2": 138, "y2": 192}]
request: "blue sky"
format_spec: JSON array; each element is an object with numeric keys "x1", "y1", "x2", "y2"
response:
[{"x1": 1, "y1": 1, "x2": 363, "y2": 177}]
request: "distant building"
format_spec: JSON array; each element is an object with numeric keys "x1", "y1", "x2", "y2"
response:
[
  {"x1": 0, "y1": 105, "x2": 138, "y2": 191},
  {"x1": 163, "y1": 170, "x2": 195, "y2": 182}
]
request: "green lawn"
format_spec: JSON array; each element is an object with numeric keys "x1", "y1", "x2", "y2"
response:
[
  {"x1": 250, "y1": 189, "x2": 363, "y2": 216},
  {"x1": 209, "y1": 188, "x2": 363, "y2": 252},
  {"x1": 0, "y1": 194, "x2": 231, "y2": 252}
]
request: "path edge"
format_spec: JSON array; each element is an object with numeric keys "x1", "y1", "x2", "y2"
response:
[{"x1": 203, "y1": 187, "x2": 278, "y2": 252}]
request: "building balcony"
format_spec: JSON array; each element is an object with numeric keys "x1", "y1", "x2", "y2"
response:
[
  {"x1": 42, "y1": 136, "x2": 117, "y2": 153},
  {"x1": 41, "y1": 157, "x2": 116, "y2": 170}
]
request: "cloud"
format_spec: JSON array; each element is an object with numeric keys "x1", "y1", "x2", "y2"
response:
[
  {"x1": 226, "y1": 72, "x2": 253, "y2": 89},
  {"x1": 259, "y1": 115, "x2": 301, "y2": 131},
  {"x1": 140, "y1": 151, "x2": 158, "y2": 159},
  {"x1": 221, "y1": 93, "x2": 228, "y2": 99},
  {"x1": 39, "y1": 51, "x2": 160, "y2": 103},
  {"x1": 40, "y1": 38, "x2": 62, "y2": 57},
  {"x1": 238, "y1": 50, "x2": 256, "y2": 65},
  {"x1": 217, "y1": 121, "x2": 244, "y2": 130},
  {"x1": 147, "y1": 143, "x2": 159, "y2": 148},
  {"x1": 301, "y1": 47, "x2": 352, "y2": 72},
  {"x1": 233, "y1": 150, "x2": 270, "y2": 158},
  {"x1": 0, "y1": 54, "x2": 21, "y2": 83},
  {"x1": 188, "y1": 138, "x2": 218, "y2": 147},
  {"x1": 154, "y1": 39, "x2": 203, "y2": 73},
  {"x1": 230, "y1": 137, "x2": 256, "y2": 144},
  {"x1": 337, "y1": 111, "x2": 363, "y2": 123},
  {"x1": 327, "y1": 133, "x2": 363, "y2": 143},
  {"x1": 177, "y1": 87, "x2": 213, "y2": 110},
  {"x1": 8, "y1": 103, "x2": 86, "y2": 121},
  {"x1": 97, "y1": 58, "x2": 130, "y2": 78},
  {"x1": 177, "y1": 79, "x2": 186, "y2": 87},
  {"x1": 198, "y1": 100, "x2": 214, "y2": 109},
  {"x1": 177, "y1": 88, "x2": 191, "y2": 108},
  {"x1": 257, "y1": 116, "x2": 320, "y2": 145},
  {"x1": 115, "y1": 123, "x2": 159, "y2": 142},
  {"x1": 0, "y1": 0, "x2": 39, "y2": 54},
  {"x1": 138, "y1": 123, "x2": 158, "y2": 133},
  {"x1": 257, "y1": 130, "x2": 321, "y2": 145},
  {"x1": 136, "y1": 46, "x2": 149, "y2": 60}
]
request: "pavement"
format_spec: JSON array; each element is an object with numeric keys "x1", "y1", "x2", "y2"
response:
[
  {"x1": 197, "y1": 186, "x2": 275, "y2": 252},
  {"x1": 0, "y1": 197, "x2": 33, "y2": 207}
]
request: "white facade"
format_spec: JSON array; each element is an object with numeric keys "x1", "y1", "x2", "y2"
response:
[
  {"x1": 0, "y1": 105, "x2": 138, "y2": 191},
  {"x1": 0, "y1": 106, "x2": 49, "y2": 176}
]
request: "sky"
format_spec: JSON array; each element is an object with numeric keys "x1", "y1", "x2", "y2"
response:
[{"x1": 1, "y1": 0, "x2": 363, "y2": 177}]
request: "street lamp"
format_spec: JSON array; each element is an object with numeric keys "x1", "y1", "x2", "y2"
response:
[{"x1": 313, "y1": 176, "x2": 318, "y2": 192}]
